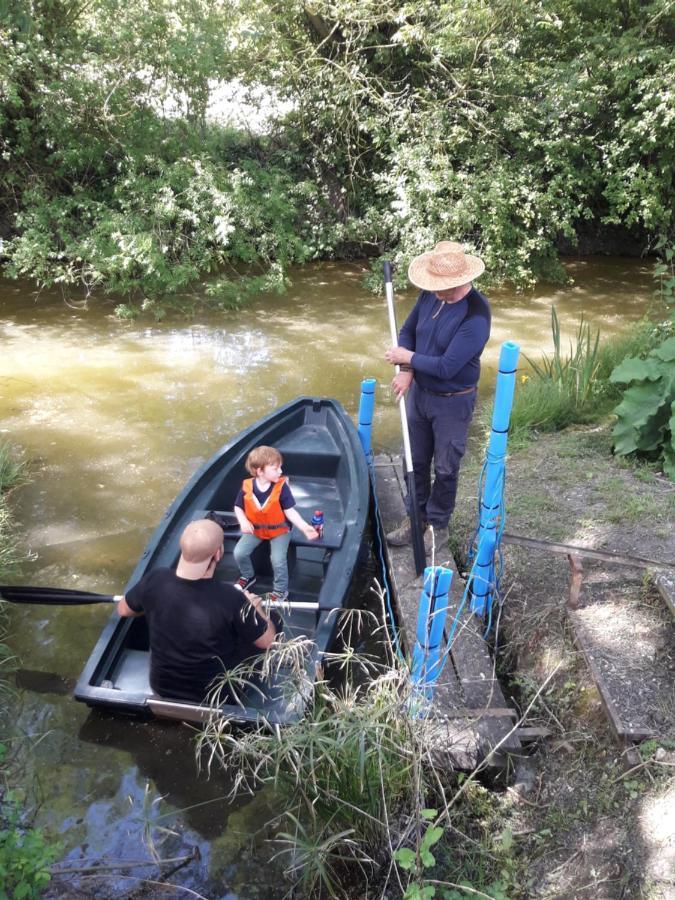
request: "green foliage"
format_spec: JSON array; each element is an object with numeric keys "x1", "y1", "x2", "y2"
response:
[
  {"x1": 0, "y1": 442, "x2": 27, "y2": 581},
  {"x1": 0, "y1": 795, "x2": 59, "y2": 900},
  {"x1": 506, "y1": 309, "x2": 673, "y2": 442},
  {"x1": 610, "y1": 336, "x2": 675, "y2": 478},
  {"x1": 394, "y1": 810, "x2": 445, "y2": 899},
  {"x1": 1, "y1": 0, "x2": 673, "y2": 304},
  {"x1": 610, "y1": 241, "x2": 675, "y2": 478},
  {"x1": 200, "y1": 639, "x2": 424, "y2": 898},
  {"x1": 0, "y1": 442, "x2": 27, "y2": 494},
  {"x1": 528, "y1": 307, "x2": 602, "y2": 410},
  {"x1": 198, "y1": 613, "x2": 521, "y2": 898}
]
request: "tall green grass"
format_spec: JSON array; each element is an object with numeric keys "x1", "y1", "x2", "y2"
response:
[
  {"x1": 197, "y1": 603, "x2": 519, "y2": 898},
  {"x1": 0, "y1": 442, "x2": 28, "y2": 581},
  {"x1": 198, "y1": 610, "x2": 425, "y2": 897},
  {"x1": 505, "y1": 309, "x2": 672, "y2": 443}
]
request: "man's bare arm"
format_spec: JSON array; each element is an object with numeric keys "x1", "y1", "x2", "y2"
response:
[
  {"x1": 245, "y1": 592, "x2": 278, "y2": 649},
  {"x1": 116, "y1": 595, "x2": 143, "y2": 618}
]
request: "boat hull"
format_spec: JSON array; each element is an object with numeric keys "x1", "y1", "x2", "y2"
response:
[{"x1": 74, "y1": 397, "x2": 369, "y2": 724}]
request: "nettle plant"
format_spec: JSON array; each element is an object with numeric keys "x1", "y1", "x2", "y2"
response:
[{"x1": 611, "y1": 242, "x2": 675, "y2": 479}]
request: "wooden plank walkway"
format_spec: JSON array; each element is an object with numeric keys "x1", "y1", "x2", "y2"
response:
[
  {"x1": 373, "y1": 454, "x2": 522, "y2": 775},
  {"x1": 507, "y1": 532, "x2": 675, "y2": 767}
]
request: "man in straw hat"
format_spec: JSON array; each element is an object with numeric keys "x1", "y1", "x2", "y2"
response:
[
  {"x1": 117, "y1": 518, "x2": 280, "y2": 702},
  {"x1": 384, "y1": 241, "x2": 491, "y2": 550}
]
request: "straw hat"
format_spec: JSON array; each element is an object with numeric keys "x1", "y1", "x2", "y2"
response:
[{"x1": 408, "y1": 241, "x2": 485, "y2": 291}]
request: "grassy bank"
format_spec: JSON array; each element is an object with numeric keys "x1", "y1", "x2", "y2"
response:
[
  {"x1": 0, "y1": 443, "x2": 59, "y2": 900},
  {"x1": 502, "y1": 312, "x2": 673, "y2": 448},
  {"x1": 451, "y1": 424, "x2": 675, "y2": 899}
]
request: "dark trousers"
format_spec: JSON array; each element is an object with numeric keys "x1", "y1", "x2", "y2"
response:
[{"x1": 404, "y1": 382, "x2": 476, "y2": 529}]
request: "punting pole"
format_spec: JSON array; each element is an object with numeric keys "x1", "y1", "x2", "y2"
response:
[
  {"x1": 411, "y1": 566, "x2": 453, "y2": 698},
  {"x1": 357, "y1": 378, "x2": 377, "y2": 459},
  {"x1": 469, "y1": 341, "x2": 520, "y2": 616},
  {"x1": 383, "y1": 260, "x2": 426, "y2": 576}
]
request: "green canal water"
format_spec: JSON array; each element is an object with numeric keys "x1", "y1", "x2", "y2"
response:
[{"x1": 0, "y1": 256, "x2": 656, "y2": 897}]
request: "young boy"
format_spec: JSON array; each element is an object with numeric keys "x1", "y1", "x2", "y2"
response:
[{"x1": 233, "y1": 445, "x2": 319, "y2": 602}]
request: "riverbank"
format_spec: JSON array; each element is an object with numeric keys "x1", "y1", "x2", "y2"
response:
[
  {"x1": 450, "y1": 423, "x2": 675, "y2": 899},
  {"x1": 0, "y1": 444, "x2": 61, "y2": 898}
]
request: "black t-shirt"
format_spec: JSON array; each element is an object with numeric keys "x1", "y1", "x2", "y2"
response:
[{"x1": 126, "y1": 568, "x2": 268, "y2": 702}]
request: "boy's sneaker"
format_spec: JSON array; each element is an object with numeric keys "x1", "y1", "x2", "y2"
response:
[
  {"x1": 266, "y1": 590, "x2": 289, "y2": 603},
  {"x1": 234, "y1": 575, "x2": 256, "y2": 592}
]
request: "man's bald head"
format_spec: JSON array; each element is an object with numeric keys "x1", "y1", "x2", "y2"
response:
[{"x1": 176, "y1": 519, "x2": 224, "y2": 580}]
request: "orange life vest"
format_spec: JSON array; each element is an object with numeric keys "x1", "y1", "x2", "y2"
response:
[{"x1": 242, "y1": 477, "x2": 290, "y2": 540}]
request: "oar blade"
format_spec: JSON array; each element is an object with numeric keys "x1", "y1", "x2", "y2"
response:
[{"x1": 0, "y1": 586, "x2": 116, "y2": 606}]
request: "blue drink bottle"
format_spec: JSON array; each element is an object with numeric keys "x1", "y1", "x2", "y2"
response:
[{"x1": 311, "y1": 509, "x2": 324, "y2": 539}]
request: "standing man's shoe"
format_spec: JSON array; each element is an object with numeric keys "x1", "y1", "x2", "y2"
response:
[
  {"x1": 386, "y1": 518, "x2": 412, "y2": 546},
  {"x1": 425, "y1": 525, "x2": 449, "y2": 555}
]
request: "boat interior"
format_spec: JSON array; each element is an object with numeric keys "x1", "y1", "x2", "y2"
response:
[{"x1": 77, "y1": 401, "x2": 366, "y2": 723}]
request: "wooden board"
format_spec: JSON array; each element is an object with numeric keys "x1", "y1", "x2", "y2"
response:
[{"x1": 567, "y1": 609, "x2": 658, "y2": 743}]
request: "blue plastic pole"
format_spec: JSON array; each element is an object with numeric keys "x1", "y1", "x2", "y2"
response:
[
  {"x1": 357, "y1": 378, "x2": 377, "y2": 459},
  {"x1": 412, "y1": 566, "x2": 453, "y2": 696},
  {"x1": 470, "y1": 341, "x2": 520, "y2": 616}
]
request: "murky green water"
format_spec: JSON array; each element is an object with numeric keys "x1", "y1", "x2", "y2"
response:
[{"x1": 0, "y1": 257, "x2": 655, "y2": 896}]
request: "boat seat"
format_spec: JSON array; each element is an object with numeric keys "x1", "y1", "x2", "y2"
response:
[
  {"x1": 274, "y1": 449, "x2": 341, "y2": 479},
  {"x1": 204, "y1": 510, "x2": 345, "y2": 551}
]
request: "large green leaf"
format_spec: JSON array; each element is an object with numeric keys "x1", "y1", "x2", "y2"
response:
[
  {"x1": 612, "y1": 381, "x2": 671, "y2": 454},
  {"x1": 663, "y1": 444, "x2": 675, "y2": 481},
  {"x1": 652, "y1": 337, "x2": 675, "y2": 363},
  {"x1": 665, "y1": 402, "x2": 675, "y2": 481},
  {"x1": 609, "y1": 355, "x2": 664, "y2": 385}
]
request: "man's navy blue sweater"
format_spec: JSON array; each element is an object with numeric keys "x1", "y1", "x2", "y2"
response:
[{"x1": 399, "y1": 287, "x2": 491, "y2": 393}]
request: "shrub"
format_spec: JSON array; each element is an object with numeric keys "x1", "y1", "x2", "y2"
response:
[
  {"x1": 610, "y1": 337, "x2": 675, "y2": 478},
  {"x1": 0, "y1": 792, "x2": 60, "y2": 900}
]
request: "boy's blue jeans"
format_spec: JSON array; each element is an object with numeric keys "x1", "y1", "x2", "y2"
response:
[{"x1": 233, "y1": 530, "x2": 292, "y2": 594}]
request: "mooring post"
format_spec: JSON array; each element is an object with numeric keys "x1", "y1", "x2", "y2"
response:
[
  {"x1": 357, "y1": 377, "x2": 377, "y2": 460},
  {"x1": 412, "y1": 566, "x2": 453, "y2": 697},
  {"x1": 470, "y1": 341, "x2": 520, "y2": 617}
]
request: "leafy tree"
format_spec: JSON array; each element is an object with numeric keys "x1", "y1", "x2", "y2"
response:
[{"x1": 0, "y1": 0, "x2": 673, "y2": 306}]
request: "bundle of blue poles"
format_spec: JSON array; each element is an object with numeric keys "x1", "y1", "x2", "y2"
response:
[{"x1": 355, "y1": 339, "x2": 520, "y2": 700}]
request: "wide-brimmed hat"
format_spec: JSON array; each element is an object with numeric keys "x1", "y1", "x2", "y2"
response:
[
  {"x1": 408, "y1": 241, "x2": 485, "y2": 291},
  {"x1": 176, "y1": 519, "x2": 224, "y2": 580}
]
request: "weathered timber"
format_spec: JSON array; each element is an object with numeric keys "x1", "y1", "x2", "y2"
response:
[
  {"x1": 503, "y1": 532, "x2": 675, "y2": 571},
  {"x1": 516, "y1": 726, "x2": 553, "y2": 744},
  {"x1": 374, "y1": 453, "x2": 522, "y2": 773},
  {"x1": 567, "y1": 609, "x2": 657, "y2": 743},
  {"x1": 653, "y1": 570, "x2": 675, "y2": 619}
]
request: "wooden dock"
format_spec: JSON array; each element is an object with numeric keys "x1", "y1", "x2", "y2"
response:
[{"x1": 373, "y1": 454, "x2": 522, "y2": 775}]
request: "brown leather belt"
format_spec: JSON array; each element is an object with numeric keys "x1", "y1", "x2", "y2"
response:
[{"x1": 418, "y1": 385, "x2": 477, "y2": 398}]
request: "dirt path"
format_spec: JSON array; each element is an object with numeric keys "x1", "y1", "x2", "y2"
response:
[{"x1": 452, "y1": 424, "x2": 675, "y2": 899}]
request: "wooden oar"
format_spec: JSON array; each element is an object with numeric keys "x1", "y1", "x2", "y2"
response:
[
  {"x1": 0, "y1": 585, "x2": 319, "y2": 611},
  {"x1": 383, "y1": 260, "x2": 426, "y2": 576}
]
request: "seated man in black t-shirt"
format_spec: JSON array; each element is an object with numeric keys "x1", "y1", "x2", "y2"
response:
[{"x1": 116, "y1": 518, "x2": 279, "y2": 703}]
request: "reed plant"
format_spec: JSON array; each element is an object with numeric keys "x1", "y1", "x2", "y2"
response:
[
  {"x1": 196, "y1": 600, "x2": 522, "y2": 898},
  {"x1": 506, "y1": 309, "x2": 670, "y2": 442},
  {"x1": 0, "y1": 442, "x2": 27, "y2": 581},
  {"x1": 197, "y1": 607, "x2": 431, "y2": 896}
]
